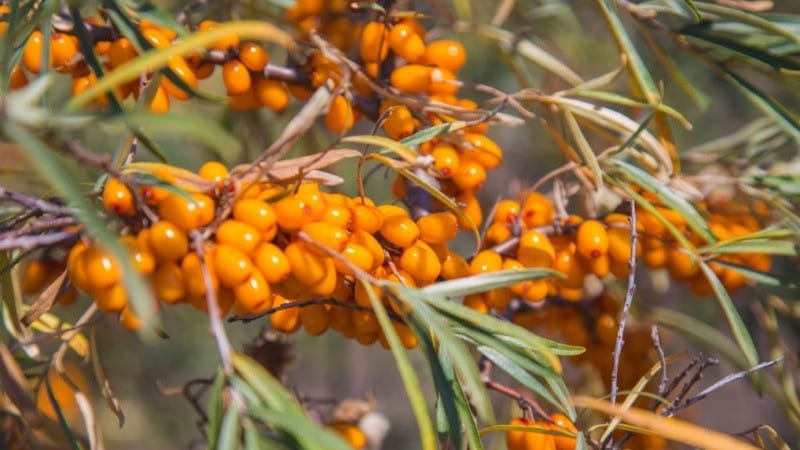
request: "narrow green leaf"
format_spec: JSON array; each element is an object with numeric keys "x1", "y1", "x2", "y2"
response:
[
  {"x1": 563, "y1": 110, "x2": 603, "y2": 190},
  {"x1": 665, "y1": 0, "x2": 701, "y2": 21},
  {"x1": 2, "y1": 123, "x2": 159, "y2": 331},
  {"x1": 400, "y1": 122, "x2": 467, "y2": 148},
  {"x1": 361, "y1": 282, "x2": 437, "y2": 450},
  {"x1": 698, "y1": 261, "x2": 758, "y2": 368},
  {"x1": 217, "y1": 407, "x2": 241, "y2": 450},
  {"x1": 702, "y1": 239, "x2": 798, "y2": 256},
  {"x1": 421, "y1": 268, "x2": 561, "y2": 298},
  {"x1": 206, "y1": 370, "x2": 227, "y2": 449},
  {"x1": 116, "y1": 111, "x2": 243, "y2": 157},
  {"x1": 477, "y1": 345, "x2": 564, "y2": 411},
  {"x1": 419, "y1": 326, "x2": 463, "y2": 447},
  {"x1": 343, "y1": 134, "x2": 419, "y2": 163},
  {"x1": 605, "y1": 160, "x2": 715, "y2": 243},
  {"x1": 566, "y1": 90, "x2": 691, "y2": 129}
]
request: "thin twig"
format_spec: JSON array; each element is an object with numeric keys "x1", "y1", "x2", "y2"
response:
[
  {"x1": 0, "y1": 187, "x2": 71, "y2": 215},
  {"x1": 651, "y1": 325, "x2": 668, "y2": 396},
  {"x1": 610, "y1": 200, "x2": 637, "y2": 406}
]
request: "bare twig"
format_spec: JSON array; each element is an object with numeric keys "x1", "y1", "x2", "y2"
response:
[
  {"x1": 651, "y1": 325, "x2": 668, "y2": 396},
  {"x1": 610, "y1": 200, "x2": 637, "y2": 406},
  {"x1": 0, "y1": 187, "x2": 71, "y2": 215}
]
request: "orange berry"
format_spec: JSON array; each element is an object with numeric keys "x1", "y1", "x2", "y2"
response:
[
  {"x1": 333, "y1": 242, "x2": 374, "y2": 275},
  {"x1": 216, "y1": 219, "x2": 262, "y2": 255},
  {"x1": 428, "y1": 67, "x2": 459, "y2": 95},
  {"x1": 576, "y1": 220, "x2": 609, "y2": 259},
  {"x1": 213, "y1": 244, "x2": 254, "y2": 288},
  {"x1": 390, "y1": 64, "x2": 432, "y2": 93},
  {"x1": 270, "y1": 294, "x2": 301, "y2": 332},
  {"x1": 425, "y1": 40, "x2": 466, "y2": 72},
  {"x1": 273, "y1": 192, "x2": 326, "y2": 231},
  {"x1": 67, "y1": 242, "x2": 92, "y2": 293},
  {"x1": 300, "y1": 303, "x2": 331, "y2": 336},
  {"x1": 22, "y1": 30, "x2": 48, "y2": 73},
  {"x1": 666, "y1": 246, "x2": 698, "y2": 280},
  {"x1": 506, "y1": 417, "x2": 533, "y2": 450},
  {"x1": 517, "y1": 230, "x2": 555, "y2": 268},
  {"x1": 109, "y1": 38, "x2": 138, "y2": 69},
  {"x1": 148, "y1": 221, "x2": 189, "y2": 263},
  {"x1": 492, "y1": 199, "x2": 520, "y2": 225},
  {"x1": 440, "y1": 250, "x2": 470, "y2": 280},
  {"x1": 399, "y1": 240, "x2": 441, "y2": 284},
  {"x1": 325, "y1": 95, "x2": 355, "y2": 133},
  {"x1": 233, "y1": 198, "x2": 278, "y2": 240},
  {"x1": 521, "y1": 192, "x2": 554, "y2": 229},
  {"x1": 253, "y1": 242, "x2": 291, "y2": 284},
  {"x1": 222, "y1": 59, "x2": 251, "y2": 95},
  {"x1": 389, "y1": 23, "x2": 426, "y2": 63},
  {"x1": 301, "y1": 221, "x2": 349, "y2": 254},
  {"x1": 417, "y1": 212, "x2": 458, "y2": 244},
  {"x1": 82, "y1": 246, "x2": 121, "y2": 291},
  {"x1": 50, "y1": 33, "x2": 79, "y2": 70},
  {"x1": 456, "y1": 191, "x2": 483, "y2": 229},
  {"x1": 285, "y1": 242, "x2": 329, "y2": 286},
  {"x1": 552, "y1": 248, "x2": 585, "y2": 289},
  {"x1": 92, "y1": 282, "x2": 127, "y2": 312},
  {"x1": 607, "y1": 226, "x2": 641, "y2": 263},
  {"x1": 431, "y1": 144, "x2": 460, "y2": 178},
  {"x1": 321, "y1": 203, "x2": 352, "y2": 229},
  {"x1": 485, "y1": 287, "x2": 513, "y2": 309},
  {"x1": 149, "y1": 85, "x2": 170, "y2": 114},
  {"x1": 21, "y1": 260, "x2": 59, "y2": 295},
  {"x1": 162, "y1": 56, "x2": 198, "y2": 101},
  {"x1": 349, "y1": 229, "x2": 385, "y2": 269},
  {"x1": 198, "y1": 161, "x2": 229, "y2": 183},
  {"x1": 381, "y1": 103, "x2": 415, "y2": 139},
  {"x1": 254, "y1": 78, "x2": 290, "y2": 111},
  {"x1": 181, "y1": 251, "x2": 219, "y2": 299},
  {"x1": 462, "y1": 133, "x2": 503, "y2": 169},
  {"x1": 153, "y1": 262, "x2": 186, "y2": 304},
  {"x1": 9, "y1": 65, "x2": 28, "y2": 90},
  {"x1": 485, "y1": 222, "x2": 511, "y2": 245},
  {"x1": 380, "y1": 214, "x2": 420, "y2": 248},
  {"x1": 452, "y1": 159, "x2": 487, "y2": 191},
  {"x1": 157, "y1": 193, "x2": 215, "y2": 231},
  {"x1": 120, "y1": 236, "x2": 156, "y2": 274},
  {"x1": 584, "y1": 253, "x2": 610, "y2": 278},
  {"x1": 360, "y1": 21, "x2": 389, "y2": 63},
  {"x1": 197, "y1": 20, "x2": 240, "y2": 51},
  {"x1": 642, "y1": 236, "x2": 668, "y2": 268},
  {"x1": 103, "y1": 178, "x2": 136, "y2": 216},
  {"x1": 141, "y1": 27, "x2": 170, "y2": 49},
  {"x1": 463, "y1": 293, "x2": 489, "y2": 313},
  {"x1": 350, "y1": 204, "x2": 384, "y2": 233},
  {"x1": 233, "y1": 270, "x2": 272, "y2": 315},
  {"x1": 469, "y1": 250, "x2": 503, "y2": 275},
  {"x1": 119, "y1": 305, "x2": 143, "y2": 331},
  {"x1": 239, "y1": 42, "x2": 269, "y2": 72},
  {"x1": 550, "y1": 414, "x2": 578, "y2": 450}
]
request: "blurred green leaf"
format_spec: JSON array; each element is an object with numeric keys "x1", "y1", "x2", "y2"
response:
[
  {"x1": 217, "y1": 406, "x2": 241, "y2": 450},
  {"x1": 563, "y1": 110, "x2": 603, "y2": 190},
  {"x1": 421, "y1": 268, "x2": 561, "y2": 298},
  {"x1": 116, "y1": 111, "x2": 243, "y2": 157},
  {"x1": 206, "y1": 371, "x2": 226, "y2": 449}
]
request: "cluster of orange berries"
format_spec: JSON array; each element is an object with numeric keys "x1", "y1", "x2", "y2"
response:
[
  {"x1": 19, "y1": 255, "x2": 77, "y2": 306},
  {"x1": 505, "y1": 413, "x2": 577, "y2": 450}
]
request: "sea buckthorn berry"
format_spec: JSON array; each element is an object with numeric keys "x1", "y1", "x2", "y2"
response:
[
  {"x1": 440, "y1": 250, "x2": 470, "y2": 280},
  {"x1": 93, "y1": 283, "x2": 128, "y2": 312},
  {"x1": 10, "y1": 65, "x2": 28, "y2": 90},
  {"x1": 390, "y1": 64, "x2": 432, "y2": 93},
  {"x1": 181, "y1": 251, "x2": 219, "y2": 299},
  {"x1": 198, "y1": 161, "x2": 228, "y2": 183},
  {"x1": 552, "y1": 248, "x2": 585, "y2": 289},
  {"x1": 469, "y1": 250, "x2": 503, "y2": 275},
  {"x1": 300, "y1": 304, "x2": 331, "y2": 336},
  {"x1": 549, "y1": 413, "x2": 577, "y2": 449},
  {"x1": 417, "y1": 212, "x2": 458, "y2": 244},
  {"x1": 350, "y1": 204, "x2": 384, "y2": 233},
  {"x1": 428, "y1": 67, "x2": 459, "y2": 96},
  {"x1": 452, "y1": 159, "x2": 487, "y2": 191},
  {"x1": 239, "y1": 42, "x2": 270, "y2": 72},
  {"x1": 377, "y1": 204, "x2": 408, "y2": 219},
  {"x1": 576, "y1": 220, "x2": 609, "y2": 259},
  {"x1": 148, "y1": 221, "x2": 189, "y2": 263},
  {"x1": 353, "y1": 308, "x2": 381, "y2": 334},
  {"x1": 486, "y1": 287, "x2": 513, "y2": 309},
  {"x1": 213, "y1": 244, "x2": 254, "y2": 287},
  {"x1": 232, "y1": 198, "x2": 278, "y2": 240},
  {"x1": 506, "y1": 417, "x2": 534, "y2": 450},
  {"x1": 120, "y1": 236, "x2": 156, "y2": 274},
  {"x1": 425, "y1": 40, "x2": 467, "y2": 72},
  {"x1": 333, "y1": 242, "x2": 374, "y2": 275},
  {"x1": 485, "y1": 222, "x2": 511, "y2": 245},
  {"x1": 462, "y1": 133, "x2": 503, "y2": 169},
  {"x1": 389, "y1": 23, "x2": 426, "y2": 63},
  {"x1": 360, "y1": 21, "x2": 389, "y2": 63},
  {"x1": 309, "y1": 254, "x2": 338, "y2": 297},
  {"x1": 102, "y1": 178, "x2": 135, "y2": 216},
  {"x1": 216, "y1": 220, "x2": 262, "y2": 255},
  {"x1": 141, "y1": 27, "x2": 170, "y2": 49},
  {"x1": 21, "y1": 260, "x2": 58, "y2": 294},
  {"x1": 274, "y1": 191, "x2": 326, "y2": 231},
  {"x1": 301, "y1": 221, "x2": 349, "y2": 254},
  {"x1": 109, "y1": 38, "x2": 137, "y2": 69},
  {"x1": 153, "y1": 262, "x2": 186, "y2": 304},
  {"x1": 517, "y1": 230, "x2": 556, "y2": 268},
  {"x1": 22, "y1": 30, "x2": 48, "y2": 73},
  {"x1": 585, "y1": 253, "x2": 610, "y2": 279},
  {"x1": 228, "y1": 84, "x2": 260, "y2": 111},
  {"x1": 321, "y1": 203, "x2": 352, "y2": 229},
  {"x1": 349, "y1": 229, "x2": 385, "y2": 269},
  {"x1": 222, "y1": 59, "x2": 251, "y2": 95},
  {"x1": 198, "y1": 20, "x2": 240, "y2": 51},
  {"x1": 325, "y1": 95, "x2": 355, "y2": 133},
  {"x1": 67, "y1": 242, "x2": 92, "y2": 293},
  {"x1": 50, "y1": 33, "x2": 79, "y2": 70},
  {"x1": 456, "y1": 191, "x2": 483, "y2": 229},
  {"x1": 254, "y1": 78, "x2": 290, "y2": 111},
  {"x1": 150, "y1": 85, "x2": 170, "y2": 114},
  {"x1": 380, "y1": 214, "x2": 420, "y2": 248},
  {"x1": 642, "y1": 236, "x2": 668, "y2": 268},
  {"x1": 492, "y1": 199, "x2": 520, "y2": 225},
  {"x1": 666, "y1": 247, "x2": 698, "y2": 280},
  {"x1": 270, "y1": 295, "x2": 300, "y2": 332},
  {"x1": 162, "y1": 56, "x2": 198, "y2": 101},
  {"x1": 233, "y1": 270, "x2": 272, "y2": 315},
  {"x1": 253, "y1": 243, "x2": 291, "y2": 284},
  {"x1": 431, "y1": 144, "x2": 460, "y2": 178},
  {"x1": 285, "y1": 242, "x2": 329, "y2": 286},
  {"x1": 607, "y1": 227, "x2": 641, "y2": 264},
  {"x1": 399, "y1": 240, "x2": 442, "y2": 285},
  {"x1": 82, "y1": 246, "x2": 121, "y2": 291},
  {"x1": 328, "y1": 422, "x2": 367, "y2": 449},
  {"x1": 157, "y1": 193, "x2": 215, "y2": 231},
  {"x1": 381, "y1": 103, "x2": 415, "y2": 139},
  {"x1": 463, "y1": 293, "x2": 489, "y2": 313},
  {"x1": 521, "y1": 192, "x2": 554, "y2": 229},
  {"x1": 119, "y1": 305, "x2": 143, "y2": 331}
]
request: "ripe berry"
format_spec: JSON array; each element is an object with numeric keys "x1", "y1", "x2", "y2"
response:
[
  {"x1": 198, "y1": 20, "x2": 240, "y2": 51},
  {"x1": 431, "y1": 144, "x2": 460, "y2": 178},
  {"x1": 232, "y1": 270, "x2": 272, "y2": 315},
  {"x1": 389, "y1": 23, "x2": 426, "y2": 63},
  {"x1": 381, "y1": 103, "x2": 415, "y2": 139},
  {"x1": 50, "y1": 33, "x2": 79, "y2": 71},
  {"x1": 390, "y1": 64, "x2": 432, "y2": 93},
  {"x1": 274, "y1": 191, "x2": 326, "y2": 231},
  {"x1": 325, "y1": 95, "x2": 355, "y2": 133},
  {"x1": 239, "y1": 42, "x2": 269, "y2": 72},
  {"x1": 521, "y1": 192, "x2": 554, "y2": 229},
  {"x1": 150, "y1": 85, "x2": 170, "y2": 114},
  {"x1": 456, "y1": 191, "x2": 483, "y2": 229},
  {"x1": 270, "y1": 294, "x2": 301, "y2": 333},
  {"x1": 285, "y1": 242, "x2": 329, "y2": 286},
  {"x1": 380, "y1": 214, "x2": 420, "y2": 248},
  {"x1": 462, "y1": 133, "x2": 503, "y2": 169},
  {"x1": 550, "y1": 413, "x2": 578, "y2": 450},
  {"x1": 142, "y1": 27, "x2": 170, "y2": 49},
  {"x1": 576, "y1": 220, "x2": 609, "y2": 259},
  {"x1": 153, "y1": 262, "x2": 187, "y2": 304},
  {"x1": 162, "y1": 56, "x2": 198, "y2": 101},
  {"x1": 233, "y1": 198, "x2": 278, "y2": 240},
  {"x1": 417, "y1": 212, "x2": 458, "y2": 244},
  {"x1": 109, "y1": 38, "x2": 138, "y2": 69},
  {"x1": 67, "y1": 242, "x2": 92, "y2": 293},
  {"x1": 20, "y1": 260, "x2": 59, "y2": 295},
  {"x1": 82, "y1": 246, "x2": 121, "y2": 291},
  {"x1": 216, "y1": 219, "x2": 262, "y2": 255},
  {"x1": 253, "y1": 242, "x2": 292, "y2": 284},
  {"x1": 349, "y1": 229, "x2": 385, "y2": 269},
  {"x1": 213, "y1": 244, "x2": 254, "y2": 287},
  {"x1": 103, "y1": 178, "x2": 136, "y2": 216},
  {"x1": 301, "y1": 221, "x2": 349, "y2": 254},
  {"x1": 360, "y1": 21, "x2": 389, "y2": 63},
  {"x1": 517, "y1": 230, "x2": 555, "y2": 268},
  {"x1": 452, "y1": 159, "x2": 487, "y2": 191},
  {"x1": 198, "y1": 161, "x2": 229, "y2": 183},
  {"x1": 399, "y1": 240, "x2": 442, "y2": 285},
  {"x1": 119, "y1": 305, "x2": 143, "y2": 331},
  {"x1": 93, "y1": 283, "x2": 128, "y2": 312},
  {"x1": 222, "y1": 59, "x2": 252, "y2": 95},
  {"x1": 181, "y1": 251, "x2": 219, "y2": 299},
  {"x1": 425, "y1": 40, "x2": 467, "y2": 72},
  {"x1": 350, "y1": 204, "x2": 384, "y2": 233},
  {"x1": 666, "y1": 246, "x2": 698, "y2": 280},
  {"x1": 254, "y1": 78, "x2": 290, "y2": 111},
  {"x1": 333, "y1": 242, "x2": 374, "y2": 275},
  {"x1": 428, "y1": 67, "x2": 459, "y2": 95},
  {"x1": 22, "y1": 30, "x2": 48, "y2": 73},
  {"x1": 300, "y1": 303, "x2": 331, "y2": 336}
]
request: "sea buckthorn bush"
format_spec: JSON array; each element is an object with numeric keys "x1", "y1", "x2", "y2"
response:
[{"x1": 1, "y1": 1, "x2": 799, "y2": 449}]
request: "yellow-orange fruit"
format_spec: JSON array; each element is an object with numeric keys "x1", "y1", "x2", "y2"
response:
[
  {"x1": 424, "y1": 40, "x2": 467, "y2": 72},
  {"x1": 390, "y1": 64, "x2": 432, "y2": 93},
  {"x1": 399, "y1": 240, "x2": 442, "y2": 284},
  {"x1": 269, "y1": 295, "x2": 301, "y2": 333},
  {"x1": 550, "y1": 413, "x2": 578, "y2": 450},
  {"x1": 520, "y1": 192, "x2": 554, "y2": 229},
  {"x1": 232, "y1": 270, "x2": 272, "y2": 315},
  {"x1": 239, "y1": 42, "x2": 269, "y2": 72},
  {"x1": 325, "y1": 95, "x2": 355, "y2": 133},
  {"x1": 389, "y1": 23, "x2": 425, "y2": 63},
  {"x1": 417, "y1": 212, "x2": 458, "y2": 244},
  {"x1": 213, "y1": 244, "x2": 254, "y2": 287},
  {"x1": 152, "y1": 262, "x2": 186, "y2": 304},
  {"x1": 285, "y1": 242, "x2": 329, "y2": 286},
  {"x1": 148, "y1": 221, "x2": 189, "y2": 262},
  {"x1": 576, "y1": 220, "x2": 609, "y2": 259},
  {"x1": 157, "y1": 193, "x2": 215, "y2": 231},
  {"x1": 380, "y1": 214, "x2": 420, "y2": 248},
  {"x1": 93, "y1": 282, "x2": 128, "y2": 312},
  {"x1": 254, "y1": 78, "x2": 290, "y2": 111},
  {"x1": 360, "y1": 21, "x2": 389, "y2": 63},
  {"x1": 300, "y1": 303, "x2": 331, "y2": 336},
  {"x1": 222, "y1": 59, "x2": 251, "y2": 95},
  {"x1": 517, "y1": 230, "x2": 555, "y2": 268},
  {"x1": 216, "y1": 220, "x2": 262, "y2": 255}
]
